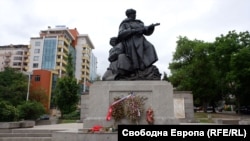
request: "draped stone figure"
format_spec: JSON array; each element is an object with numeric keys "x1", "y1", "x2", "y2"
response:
[{"x1": 102, "y1": 9, "x2": 161, "y2": 80}]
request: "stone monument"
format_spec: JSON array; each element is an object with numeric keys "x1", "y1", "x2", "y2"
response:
[
  {"x1": 102, "y1": 8, "x2": 161, "y2": 81},
  {"x1": 82, "y1": 8, "x2": 179, "y2": 131},
  {"x1": 83, "y1": 81, "x2": 179, "y2": 129}
]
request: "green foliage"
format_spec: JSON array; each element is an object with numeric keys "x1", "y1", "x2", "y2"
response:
[
  {"x1": 59, "y1": 119, "x2": 76, "y2": 123},
  {"x1": 169, "y1": 30, "x2": 250, "y2": 109},
  {"x1": 162, "y1": 72, "x2": 169, "y2": 81},
  {"x1": 66, "y1": 53, "x2": 74, "y2": 77},
  {"x1": 62, "y1": 110, "x2": 80, "y2": 120},
  {"x1": 54, "y1": 77, "x2": 79, "y2": 116},
  {"x1": 30, "y1": 87, "x2": 48, "y2": 104},
  {"x1": 0, "y1": 101, "x2": 19, "y2": 122},
  {"x1": 54, "y1": 52, "x2": 80, "y2": 118},
  {"x1": 169, "y1": 36, "x2": 218, "y2": 106},
  {"x1": 0, "y1": 68, "x2": 27, "y2": 106},
  {"x1": 213, "y1": 30, "x2": 250, "y2": 106},
  {"x1": 17, "y1": 101, "x2": 46, "y2": 120}
]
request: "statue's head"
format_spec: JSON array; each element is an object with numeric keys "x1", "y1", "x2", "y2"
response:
[
  {"x1": 125, "y1": 9, "x2": 136, "y2": 17},
  {"x1": 109, "y1": 37, "x2": 118, "y2": 47}
]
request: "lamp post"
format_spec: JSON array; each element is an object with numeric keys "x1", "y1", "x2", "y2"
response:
[
  {"x1": 26, "y1": 73, "x2": 31, "y2": 101},
  {"x1": 22, "y1": 71, "x2": 32, "y2": 101}
]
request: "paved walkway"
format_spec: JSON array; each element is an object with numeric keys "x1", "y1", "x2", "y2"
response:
[
  {"x1": 23, "y1": 113, "x2": 250, "y2": 132},
  {"x1": 30, "y1": 123, "x2": 83, "y2": 132}
]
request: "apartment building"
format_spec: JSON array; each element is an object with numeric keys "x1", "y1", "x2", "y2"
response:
[
  {"x1": 28, "y1": 26, "x2": 75, "y2": 77},
  {"x1": 27, "y1": 26, "x2": 97, "y2": 110},
  {"x1": 0, "y1": 44, "x2": 29, "y2": 72},
  {"x1": 0, "y1": 26, "x2": 97, "y2": 111},
  {"x1": 75, "y1": 34, "x2": 96, "y2": 92}
]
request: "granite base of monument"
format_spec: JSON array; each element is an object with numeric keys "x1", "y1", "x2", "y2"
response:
[{"x1": 83, "y1": 81, "x2": 179, "y2": 129}]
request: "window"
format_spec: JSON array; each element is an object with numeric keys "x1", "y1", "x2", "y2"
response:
[
  {"x1": 35, "y1": 41, "x2": 41, "y2": 46},
  {"x1": 58, "y1": 40, "x2": 63, "y2": 45},
  {"x1": 14, "y1": 56, "x2": 22, "y2": 60},
  {"x1": 41, "y1": 38, "x2": 56, "y2": 69},
  {"x1": 33, "y1": 63, "x2": 39, "y2": 68},
  {"x1": 34, "y1": 75, "x2": 40, "y2": 81},
  {"x1": 34, "y1": 49, "x2": 40, "y2": 53},
  {"x1": 12, "y1": 62, "x2": 21, "y2": 66},
  {"x1": 33, "y1": 56, "x2": 39, "y2": 61},
  {"x1": 16, "y1": 51, "x2": 23, "y2": 55}
]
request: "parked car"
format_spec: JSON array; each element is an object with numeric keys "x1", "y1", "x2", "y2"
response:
[
  {"x1": 38, "y1": 114, "x2": 50, "y2": 120},
  {"x1": 235, "y1": 106, "x2": 250, "y2": 114},
  {"x1": 194, "y1": 106, "x2": 202, "y2": 112},
  {"x1": 215, "y1": 106, "x2": 223, "y2": 112},
  {"x1": 206, "y1": 106, "x2": 213, "y2": 112}
]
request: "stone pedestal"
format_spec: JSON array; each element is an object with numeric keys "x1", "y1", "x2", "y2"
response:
[
  {"x1": 83, "y1": 81, "x2": 179, "y2": 129},
  {"x1": 173, "y1": 91, "x2": 196, "y2": 123}
]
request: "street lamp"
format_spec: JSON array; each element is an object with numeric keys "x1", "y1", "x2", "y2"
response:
[{"x1": 22, "y1": 71, "x2": 33, "y2": 101}]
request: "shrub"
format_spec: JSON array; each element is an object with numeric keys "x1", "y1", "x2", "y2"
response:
[
  {"x1": 62, "y1": 110, "x2": 80, "y2": 120},
  {"x1": 0, "y1": 101, "x2": 19, "y2": 122},
  {"x1": 17, "y1": 101, "x2": 46, "y2": 120}
]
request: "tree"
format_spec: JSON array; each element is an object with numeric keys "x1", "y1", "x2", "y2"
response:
[
  {"x1": 213, "y1": 30, "x2": 250, "y2": 111},
  {"x1": 30, "y1": 87, "x2": 48, "y2": 104},
  {"x1": 0, "y1": 67, "x2": 27, "y2": 106},
  {"x1": 0, "y1": 101, "x2": 19, "y2": 122},
  {"x1": 169, "y1": 31, "x2": 250, "y2": 113},
  {"x1": 169, "y1": 36, "x2": 219, "y2": 112},
  {"x1": 17, "y1": 101, "x2": 46, "y2": 120},
  {"x1": 230, "y1": 47, "x2": 250, "y2": 106},
  {"x1": 162, "y1": 72, "x2": 169, "y2": 81},
  {"x1": 54, "y1": 53, "x2": 80, "y2": 118}
]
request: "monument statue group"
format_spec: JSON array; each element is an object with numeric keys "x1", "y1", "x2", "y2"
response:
[
  {"x1": 103, "y1": 8, "x2": 161, "y2": 80},
  {"x1": 82, "y1": 9, "x2": 181, "y2": 133}
]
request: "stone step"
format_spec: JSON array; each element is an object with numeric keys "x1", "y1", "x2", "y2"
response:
[
  {"x1": 12, "y1": 129, "x2": 61, "y2": 134},
  {"x1": 0, "y1": 133, "x2": 52, "y2": 137},
  {"x1": 0, "y1": 137, "x2": 51, "y2": 141},
  {"x1": 0, "y1": 129, "x2": 12, "y2": 133},
  {"x1": 0, "y1": 121, "x2": 35, "y2": 129}
]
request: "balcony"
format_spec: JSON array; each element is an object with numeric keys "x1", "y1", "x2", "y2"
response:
[
  {"x1": 82, "y1": 56, "x2": 89, "y2": 60},
  {"x1": 81, "y1": 68, "x2": 90, "y2": 74},
  {"x1": 63, "y1": 45, "x2": 69, "y2": 52},
  {"x1": 82, "y1": 50, "x2": 89, "y2": 54},
  {"x1": 24, "y1": 66, "x2": 29, "y2": 70},
  {"x1": 56, "y1": 59, "x2": 67, "y2": 64},
  {"x1": 4, "y1": 64, "x2": 10, "y2": 67},
  {"x1": 58, "y1": 44, "x2": 63, "y2": 49},
  {"x1": 81, "y1": 74, "x2": 90, "y2": 79},
  {"x1": 57, "y1": 52, "x2": 62, "y2": 56},
  {"x1": 81, "y1": 62, "x2": 89, "y2": 66},
  {"x1": 62, "y1": 60, "x2": 67, "y2": 65},
  {"x1": 5, "y1": 52, "x2": 11, "y2": 57},
  {"x1": 24, "y1": 52, "x2": 30, "y2": 57},
  {"x1": 58, "y1": 37, "x2": 70, "y2": 46},
  {"x1": 4, "y1": 59, "x2": 10, "y2": 62},
  {"x1": 56, "y1": 52, "x2": 67, "y2": 58},
  {"x1": 61, "y1": 67, "x2": 66, "y2": 72},
  {"x1": 56, "y1": 65, "x2": 66, "y2": 72}
]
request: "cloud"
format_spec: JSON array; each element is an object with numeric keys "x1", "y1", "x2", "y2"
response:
[{"x1": 0, "y1": 0, "x2": 249, "y2": 77}]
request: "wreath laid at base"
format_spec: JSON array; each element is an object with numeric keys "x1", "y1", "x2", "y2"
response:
[
  {"x1": 107, "y1": 92, "x2": 154, "y2": 125},
  {"x1": 87, "y1": 92, "x2": 155, "y2": 133}
]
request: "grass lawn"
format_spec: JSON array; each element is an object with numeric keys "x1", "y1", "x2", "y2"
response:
[
  {"x1": 194, "y1": 112, "x2": 208, "y2": 118},
  {"x1": 194, "y1": 112, "x2": 214, "y2": 123},
  {"x1": 194, "y1": 112, "x2": 240, "y2": 123},
  {"x1": 59, "y1": 119, "x2": 77, "y2": 123}
]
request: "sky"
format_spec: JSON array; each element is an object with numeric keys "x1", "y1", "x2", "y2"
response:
[{"x1": 0, "y1": 0, "x2": 249, "y2": 78}]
